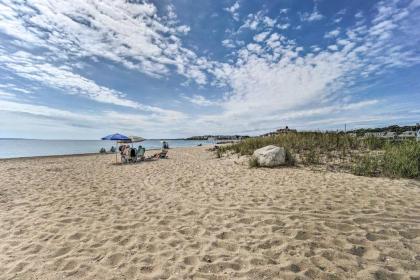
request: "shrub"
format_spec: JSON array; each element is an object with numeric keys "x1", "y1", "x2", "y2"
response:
[
  {"x1": 352, "y1": 155, "x2": 380, "y2": 177},
  {"x1": 365, "y1": 136, "x2": 386, "y2": 150},
  {"x1": 285, "y1": 149, "x2": 296, "y2": 166},
  {"x1": 304, "y1": 148, "x2": 320, "y2": 165},
  {"x1": 382, "y1": 141, "x2": 420, "y2": 178},
  {"x1": 248, "y1": 157, "x2": 260, "y2": 168}
]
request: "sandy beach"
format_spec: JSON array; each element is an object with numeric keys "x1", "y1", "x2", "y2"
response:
[{"x1": 0, "y1": 146, "x2": 419, "y2": 280}]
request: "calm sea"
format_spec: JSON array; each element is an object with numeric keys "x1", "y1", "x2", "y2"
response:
[{"x1": 0, "y1": 139, "x2": 212, "y2": 159}]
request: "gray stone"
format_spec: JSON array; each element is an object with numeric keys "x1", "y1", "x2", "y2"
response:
[{"x1": 252, "y1": 145, "x2": 286, "y2": 167}]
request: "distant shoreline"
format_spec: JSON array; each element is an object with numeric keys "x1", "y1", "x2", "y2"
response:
[
  {"x1": 0, "y1": 146, "x2": 200, "y2": 161},
  {"x1": 0, "y1": 139, "x2": 213, "y2": 159},
  {"x1": 0, "y1": 152, "x2": 104, "y2": 161}
]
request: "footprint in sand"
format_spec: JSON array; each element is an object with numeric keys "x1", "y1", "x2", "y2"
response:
[
  {"x1": 52, "y1": 247, "x2": 71, "y2": 258},
  {"x1": 399, "y1": 228, "x2": 420, "y2": 239},
  {"x1": 68, "y1": 232, "x2": 83, "y2": 240},
  {"x1": 9, "y1": 262, "x2": 29, "y2": 274},
  {"x1": 216, "y1": 231, "x2": 235, "y2": 240},
  {"x1": 62, "y1": 260, "x2": 78, "y2": 271},
  {"x1": 295, "y1": 230, "x2": 312, "y2": 240},
  {"x1": 183, "y1": 256, "x2": 198, "y2": 266},
  {"x1": 139, "y1": 265, "x2": 154, "y2": 274},
  {"x1": 198, "y1": 262, "x2": 242, "y2": 273},
  {"x1": 106, "y1": 253, "x2": 124, "y2": 266},
  {"x1": 324, "y1": 221, "x2": 355, "y2": 232}
]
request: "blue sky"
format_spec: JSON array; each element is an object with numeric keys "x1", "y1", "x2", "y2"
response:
[{"x1": 0, "y1": 0, "x2": 419, "y2": 139}]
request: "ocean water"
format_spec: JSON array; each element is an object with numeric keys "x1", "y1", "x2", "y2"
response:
[{"x1": 0, "y1": 139, "x2": 212, "y2": 159}]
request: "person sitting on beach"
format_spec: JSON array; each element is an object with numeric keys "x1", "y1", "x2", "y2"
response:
[
  {"x1": 149, "y1": 149, "x2": 168, "y2": 159},
  {"x1": 122, "y1": 145, "x2": 130, "y2": 156}
]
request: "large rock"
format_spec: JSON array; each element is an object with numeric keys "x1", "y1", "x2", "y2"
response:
[{"x1": 252, "y1": 145, "x2": 286, "y2": 167}]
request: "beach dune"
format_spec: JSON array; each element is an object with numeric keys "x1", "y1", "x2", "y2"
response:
[{"x1": 0, "y1": 147, "x2": 419, "y2": 279}]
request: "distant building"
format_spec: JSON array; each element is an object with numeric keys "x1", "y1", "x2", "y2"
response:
[
  {"x1": 382, "y1": 132, "x2": 397, "y2": 139},
  {"x1": 399, "y1": 131, "x2": 416, "y2": 139},
  {"x1": 261, "y1": 126, "x2": 297, "y2": 137},
  {"x1": 364, "y1": 132, "x2": 384, "y2": 138},
  {"x1": 275, "y1": 126, "x2": 297, "y2": 134},
  {"x1": 417, "y1": 123, "x2": 420, "y2": 141},
  {"x1": 364, "y1": 132, "x2": 396, "y2": 139}
]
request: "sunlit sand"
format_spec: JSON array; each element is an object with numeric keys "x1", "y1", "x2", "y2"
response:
[{"x1": 0, "y1": 147, "x2": 419, "y2": 279}]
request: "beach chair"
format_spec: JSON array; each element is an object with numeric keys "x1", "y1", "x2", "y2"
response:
[
  {"x1": 155, "y1": 149, "x2": 168, "y2": 159},
  {"x1": 147, "y1": 149, "x2": 168, "y2": 160}
]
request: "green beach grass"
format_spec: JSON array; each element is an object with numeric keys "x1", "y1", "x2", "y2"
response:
[{"x1": 218, "y1": 132, "x2": 420, "y2": 179}]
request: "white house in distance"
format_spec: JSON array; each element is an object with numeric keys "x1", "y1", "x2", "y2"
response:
[
  {"x1": 399, "y1": 131, "x2": 416, "y2": 139},
  {"x1": 417, "y1": 123, "x2": 420, "y2": 141},
  {"x1": 363, "y1": 130, "x2": 420, "y2": 140},
  {"x1": 364, "y1": 132, "x2": 397, "y2": 139}
]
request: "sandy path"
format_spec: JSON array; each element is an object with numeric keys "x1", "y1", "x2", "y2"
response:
[{"x1": 0, "y1": 147, "x2": 419, "y2": 279}]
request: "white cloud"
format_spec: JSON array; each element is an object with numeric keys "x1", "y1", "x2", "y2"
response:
[
  {"x1": 183, "y1": 95, "x2": 218, "y2": 106},
  {"x1": 276, "y1": 23, "x2": 290, "y2": 30},
  {"x1": 300, "y1": 6, "x2": 324, "y2": 22},
  {"x1": 0, "y1": 49, "x2": 186, "y2": 120},
  {"x1": 222, "y1": 39, "x2": 236, "y2": 48},
  {"x1": 253, "y1": 31, "x2": 270, "y2": 42},
  {"x1": 0, "y1": 83, "x2": 32, "y2": 94},
  {"x1": 0, "y1": 90, "x2": 15, "y2": 98},
  {"x1": 0, "y1": 99, "x2": 192, "y2": 138},
  {"x1": 225, "y1": 1, "x2": 240, "y2": 21},
  {"x1": 240, "y1": 11, "x2": 277, "y2": 31},
  {"x1": 192, "y1": 1, "x2": 420, "y2": 133},
  {"x1": 409, "y1": 0, "x2": 420, "y2": 9},
  {"x1": 355, "y1": 11, "x2": 364, "y2": 18},
  {"x1": 325, "y1": 28, "x2": 340, "y2": 38},
  {"x1": 0, "y1": 0, "x2": 206, "y2": 84},
  {"x1": 328, "y1": 45, "x2": 338, "y2": 51},
  {"x1": 263, "y1": 17, "x2": 276, "y2": 27}
]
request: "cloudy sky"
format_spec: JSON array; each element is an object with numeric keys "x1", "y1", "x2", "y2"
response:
[{"x1": 0, "y1": 0, "x2": 419, "y2": 139}]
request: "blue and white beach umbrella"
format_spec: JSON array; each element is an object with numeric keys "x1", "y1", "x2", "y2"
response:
[
  {"x1": 101, "y1": 133, "x2": 130, "y2": 141},
  {"x1": 101, "y1": 133, "x2": 130, "y2": 163}
]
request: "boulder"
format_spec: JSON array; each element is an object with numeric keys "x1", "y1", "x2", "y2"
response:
[{"x1": 252, "y1": 145, "x2": 286, "y2": 167}]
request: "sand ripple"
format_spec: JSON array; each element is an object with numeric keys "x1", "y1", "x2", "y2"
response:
[{"x1": 0, "y1": 147, "x2": 419, "y2": 279}]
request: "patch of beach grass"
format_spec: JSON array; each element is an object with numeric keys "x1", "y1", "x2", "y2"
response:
[
  {"x1": 217, "y1": 132, "x2": 420, "y2": 179},
  {"x1": 382, "y1": 140, "x2": 420, "y2": 178},
  {"x1": 352, "y1": 154, "x2": 381, "y2": 177}
]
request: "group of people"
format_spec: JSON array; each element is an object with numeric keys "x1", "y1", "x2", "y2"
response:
[
  {"x1": 119, "y1": 143, "x2": 169, "y2": 163},
  {"x1": 119, "y1": 145, "x2": 146, "y2": 163}
]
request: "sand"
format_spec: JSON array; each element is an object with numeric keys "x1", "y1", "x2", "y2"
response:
[{"x1": 0, "y1": 146, "x2": 419, "y2": 280}]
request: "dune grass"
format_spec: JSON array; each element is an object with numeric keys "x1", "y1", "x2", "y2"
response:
[
  {"x1": 352, "y1": 141, "x2": 420, "y2": 178},
  {"x1": 382, "y1": 141, "x2": 420, "y2": 178},
  {"x1": 218, "y1": 132, "x2": 419, "y2": 179},
  {"x1": 219, "y1": 132, "x2": 369, "y2": 166}
]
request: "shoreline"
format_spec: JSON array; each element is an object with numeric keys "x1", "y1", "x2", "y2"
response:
[
  {"x1": 0, "y1": 146, "x2": 208, "y2": 161},
  {"x1": 0, "y1": 152, "x2": 106, "y2": 161}
]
